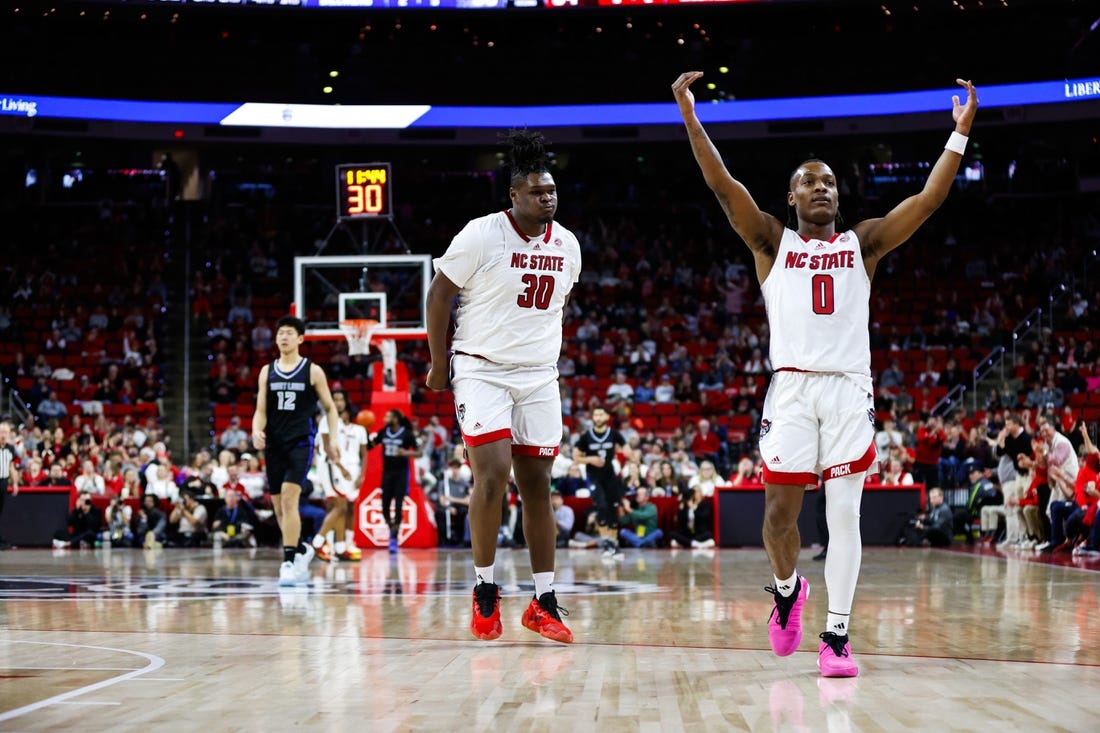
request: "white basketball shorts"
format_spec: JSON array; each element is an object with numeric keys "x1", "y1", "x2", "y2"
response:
[
  {"x1": 450, "y1": 353, "x2": 562, "y2": 457},
  {"x1": 320, "y1": 461, "x2": 360, "y2": 500},
  {"x1": 758, "y1": 370, "x2": 877, "y2": 485}
]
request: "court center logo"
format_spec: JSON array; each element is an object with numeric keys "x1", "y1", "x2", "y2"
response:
[{"x1": 358, "y1": 486, "x2": 418, "y2": 546}]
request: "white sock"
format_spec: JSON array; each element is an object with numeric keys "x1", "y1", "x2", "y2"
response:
[
  {"x1": 335, "y1": 541, "x2": 346, "y2": 554},
  {"x1": 326, "y1": 530, "x2": 335, "y2": 547},
  {"x1": 533, "y1": 571, "x2": 554, "y2": 597},
  {"x1": 475, "y1": 565, "x2": 494, "y2": 585},
  {"x1": 311, "y1": 534, "x2": 325, "y2": 549},
  {"x1": 774, "y1": 571, "x2": 798, "y2": 597},
  {"x1": 345, "y1": 529, "x2": 354, "y2": 545},
  {"x1": 826, "y1": 611, "x2": 850, "y2": 637}
]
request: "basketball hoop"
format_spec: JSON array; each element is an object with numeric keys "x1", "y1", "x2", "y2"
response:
[{"x1": 340, "y1": 319, "x2": 380, "y2": 357}]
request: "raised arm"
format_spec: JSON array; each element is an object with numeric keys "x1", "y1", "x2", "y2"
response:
[
  {"x1": 672, "y1": 72, "x2": 783, "y2": 279},
  {"x1": 1081, "y1": 421, "x2": 1097, "y2": 456},
  {"x1": 856, "y1": 79, "x2": 979, "y2": 272}
]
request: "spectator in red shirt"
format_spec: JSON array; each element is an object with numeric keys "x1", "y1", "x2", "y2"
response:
[
  {"x1": 22, "y1": 457, "x2": 48, "y2": 486},
  {"x1": 689, "y1": 418, "x2": 721, "y2": 466},
  {"x1": 913, "y1": 415, "x2": 947, "y2": 488}
]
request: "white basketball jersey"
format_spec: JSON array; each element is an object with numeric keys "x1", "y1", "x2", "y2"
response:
[
  {"x1": 434, "y1": 211, "x2": 582, "y2": 366},
  {"x1": 317, "y1": 418, "x2": 368, "y2": 470},
  {"x1": 761, "y1": 228, "x2": 871, "y2": 376}
]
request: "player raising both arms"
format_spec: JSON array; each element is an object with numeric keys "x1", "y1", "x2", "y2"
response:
[{"x1": 673, "y1": 71, "x2": 978, "y2": 677}]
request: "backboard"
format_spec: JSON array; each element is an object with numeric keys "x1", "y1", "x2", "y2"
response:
[{"x1": 293, "y1": 254, "x2": 432, "y2": 341}]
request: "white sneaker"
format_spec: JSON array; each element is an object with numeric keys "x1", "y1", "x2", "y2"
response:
[
  {"x1": 292, "y1": 544, "x2": 315, "y2": 583},
  {"x1": 1035, "y1": 541, "x2": 1051, "y2": 551},
  {"x1": 278, "y1": 561, "x2": 298, "y2": 586},
  {"x1": 52, "y1": 538, "x2": 69, "y2": 549}
]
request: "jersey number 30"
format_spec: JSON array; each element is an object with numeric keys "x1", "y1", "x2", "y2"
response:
[
  {"x1": 812, "y1": 274, "x2": 835, "y2": 315},
  {"x1": 517, "y1": 274, "x2": 555, "y2": 310}
]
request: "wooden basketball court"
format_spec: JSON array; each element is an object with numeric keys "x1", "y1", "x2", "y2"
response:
[{"x1": 2, "y1": 545, "x2": 1097, "y2": 731}]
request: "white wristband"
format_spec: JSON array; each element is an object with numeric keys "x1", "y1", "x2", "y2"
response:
[{"x1": 945, "y1": 131, "x2": 968, "y2": 155}]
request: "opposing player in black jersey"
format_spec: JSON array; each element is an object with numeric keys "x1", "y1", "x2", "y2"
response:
[
  {"x1": 367, "y1": 409, "x2": 421, "y2": 553},
  {"x1": 252, "y1": 316, "x2": 341, "y2": 586},
  {"x1": 572, "y1": 406, "x2": 628, "y2": 558}
]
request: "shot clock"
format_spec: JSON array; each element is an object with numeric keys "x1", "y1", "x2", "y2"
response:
[{"x1": 336, "y1": 163, "x2": 392, "y2": 220}]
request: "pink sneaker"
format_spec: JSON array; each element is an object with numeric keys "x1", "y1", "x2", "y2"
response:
[
  {"x1": 818, "y1": 632, "x2": 859, "y2": 677},
  {"x1": 765, "y1": 576, "x2": 808, "y2": 656}
]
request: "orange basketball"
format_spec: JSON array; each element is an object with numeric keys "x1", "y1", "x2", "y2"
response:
[{"x1": 354, "y1": 409, "x2": 376, "y2": 429}]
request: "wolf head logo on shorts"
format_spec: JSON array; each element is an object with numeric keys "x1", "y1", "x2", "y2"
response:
[
  {"x1": 457, "y1": 403, "x2": 466, "y2": 424},
  {"x1": 760, "y1": 418, "x2": 771, "y2": 438}
]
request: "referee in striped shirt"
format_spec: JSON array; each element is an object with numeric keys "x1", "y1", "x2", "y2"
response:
[{"x1": 0, "y1": 421, "x2": 22, "y2": 549}]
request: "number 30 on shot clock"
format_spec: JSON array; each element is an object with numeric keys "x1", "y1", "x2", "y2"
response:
[{"x1": 337, "y1": 163, "x2": 392, "y2": 220}]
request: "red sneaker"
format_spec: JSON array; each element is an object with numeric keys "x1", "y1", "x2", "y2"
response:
[
  {"x1": 314, "y1": 542, "x2": 333, "y2": 563},
  {"x1": 521, "y1": 591, "x2": 573, "y2": 644},
  {"x1": 337, "y1": 546, "x2": 361, "y2": 562},
  {"x1": 470, "y1": 582, "x2": 502, "y2": 641}
]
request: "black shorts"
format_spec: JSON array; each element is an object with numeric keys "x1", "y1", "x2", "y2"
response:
[
  {"x1": 591, "y1": 476, "x2": 623, "y2": 526},
  {"x1": 265, "y1": 436, "x2": 315, "y2": 494}
]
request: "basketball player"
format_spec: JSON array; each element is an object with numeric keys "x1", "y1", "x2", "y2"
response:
[
  {"x1": 366, "y1": 409, "x2": 420, "y2": 554},
  {"x1": 425, "y1": 129, "x2": 582, "y2": 644},
  {"x1": 572, "y1": 405, "x2": 627, "y2": 558},
  {"x1": 252, "y1": 315, "x2": 341, "y2": 586},
  {"x1": 312, "y1": 406, "x2": 368, "y2": 561},
  {"x1": 673, "y1": 71, "x2": 979, "y2": 677}
]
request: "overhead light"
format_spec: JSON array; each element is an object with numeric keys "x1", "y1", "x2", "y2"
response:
[
  {"x1": 322, "y1": 86, "x2": 333, "y2": 94},
  {"x1": 329, "y1": 70, "x2": 339, "y2": 78},
  {"x1": 718, "y1": 66, "x2": 729, "y2": 74}
]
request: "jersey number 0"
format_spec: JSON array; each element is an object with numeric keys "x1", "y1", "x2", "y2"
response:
[{"x1": 812, "y1": 274, "x2": 835, "y2": 315}]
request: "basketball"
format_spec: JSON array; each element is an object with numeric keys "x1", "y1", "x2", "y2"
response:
[{"x1": 354, "y1": 408, "x2": 376, "y2": 429}]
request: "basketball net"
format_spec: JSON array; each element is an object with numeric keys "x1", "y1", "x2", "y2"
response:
[{"x1": 340, "y1": 319, "x2": 398, "y2": 392}]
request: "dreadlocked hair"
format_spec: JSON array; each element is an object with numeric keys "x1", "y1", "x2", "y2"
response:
[{"x1": 502, "y1": 128, "x2": 551, "y2": 188}]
